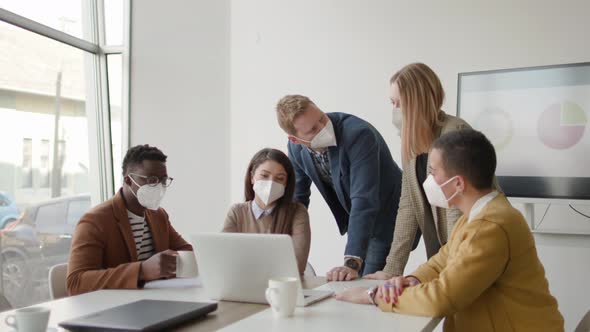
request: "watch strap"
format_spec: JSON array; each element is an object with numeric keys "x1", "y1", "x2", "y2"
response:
[
  {"x1": 367, "y1": 286, "x2": 378, "y2": 306},
  {"x1": 344, "y1": 257, "x2": 361, "y2": 271}
]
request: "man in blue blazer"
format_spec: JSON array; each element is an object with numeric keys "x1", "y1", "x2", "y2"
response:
[{"x1": 276, "y1": 95, "x2": 402, "y2": 281}]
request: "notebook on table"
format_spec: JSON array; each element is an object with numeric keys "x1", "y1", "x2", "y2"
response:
[{"x1": 58, "y1": 299, "x2": 217, "y2": 332}]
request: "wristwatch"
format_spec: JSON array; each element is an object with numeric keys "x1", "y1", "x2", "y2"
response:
[
  {"x1": 344, "y1": 258, "x2": 361, "y2": 272},
  {"x1": 366, "y1": 286, "x2": 378, "y2": 306}
]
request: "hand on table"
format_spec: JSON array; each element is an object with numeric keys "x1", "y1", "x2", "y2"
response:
[
  {"x1": 377, "y1": 276, "x2": 420, "y2": 304},
  {"x1": 326, "y1": 265, "x2": 359, "y2": 281},
  {"x1": 334, "y1": 287, "x2": 371, "y2": 304}
]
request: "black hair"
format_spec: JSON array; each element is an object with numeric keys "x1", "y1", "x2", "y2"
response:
[
  {"x1": 122, "y1": 144, "x2": 167, "y2": 176},
  {"x1": 432, "y1": 130, "x2": 496, "y2": 190}
]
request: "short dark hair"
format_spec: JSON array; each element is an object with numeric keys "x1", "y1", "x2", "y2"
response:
[
  {"x1": 432, "y1": 130, "x2": 496, "y2": 190},
  {"x1": 122, "y1": 144, "x2": 167, "y2": 176}
]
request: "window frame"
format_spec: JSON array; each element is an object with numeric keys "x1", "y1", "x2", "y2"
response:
[{"x1": 0, "y1": 0, "x2": 131, "y2": 204}]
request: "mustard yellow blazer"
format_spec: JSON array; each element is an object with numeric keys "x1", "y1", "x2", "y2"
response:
[{"x1": 379, "y1": 194, "x2": 564, "y2": 332}]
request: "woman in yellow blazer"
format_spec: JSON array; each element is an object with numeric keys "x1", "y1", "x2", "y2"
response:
[{"x1": 336, "y1": 130, "x2": 563, "y2": 332}]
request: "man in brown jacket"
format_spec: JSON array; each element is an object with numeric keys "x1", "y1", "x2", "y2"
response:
[{"x1": 67, "y1": 145, "x2": 192, "y2": 295}]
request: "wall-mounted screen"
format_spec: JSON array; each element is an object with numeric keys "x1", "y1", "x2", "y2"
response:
[{"x1": 457, "y1": 62, "x2": 590, "y2": 199}]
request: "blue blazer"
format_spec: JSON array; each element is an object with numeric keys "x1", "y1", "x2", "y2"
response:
[{"x1": 288, "y1": 112, "x2": 402, "y2": 260}]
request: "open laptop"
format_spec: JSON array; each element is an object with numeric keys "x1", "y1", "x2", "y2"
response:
[
  {"x1": 191, "y1": 233, "x2": 333, "y2": 306},
  {"x1": 58, "y1": 300, "x2": 217, "y2": 332}
]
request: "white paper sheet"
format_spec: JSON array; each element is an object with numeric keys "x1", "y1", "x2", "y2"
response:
[
  {"x1": 144, "y1": 277, "x2": 202, "y2": 289},
  {"x1": 318, "y1": 279, "x2": 386, "y2": 292}
]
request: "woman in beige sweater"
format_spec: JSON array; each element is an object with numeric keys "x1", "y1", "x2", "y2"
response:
[{"x1": 222, "y1": 148, "x2": 311, "y2": 275}]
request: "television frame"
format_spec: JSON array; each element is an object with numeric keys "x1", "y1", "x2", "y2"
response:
[{"x1": 457, "y1": 62, "x2": 590, "y2": 201}]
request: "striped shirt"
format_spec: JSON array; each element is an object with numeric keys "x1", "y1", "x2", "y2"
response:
[{"x1": 127, "y1": 210, "x2": 155, "y2": 261}]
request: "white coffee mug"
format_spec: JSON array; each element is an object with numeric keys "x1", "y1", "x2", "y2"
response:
[
  {"x1": 265, "y1": 277, "x2": 298, "y2": 318},
  {"x1": 176, "y1": 251, "x2": 198, "y2": 278},
  {"x1": 4, "y1": 306, "x2": 50, "y2": 332}
]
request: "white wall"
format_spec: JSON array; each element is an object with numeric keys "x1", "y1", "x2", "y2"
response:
[
  {"x1": 130, "y1": 0, "x2": 230, "y2": 234},
  {"x1": 230, "y1": 0, "x2": 590, "y2": 330},
  {"x1": 129, "y1": 0, "x2": 590, "y2": 329}
]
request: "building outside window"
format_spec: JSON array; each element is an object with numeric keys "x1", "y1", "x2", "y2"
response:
[{"x1": 0, "y1": 0, "x2": 129, "y2": 309}]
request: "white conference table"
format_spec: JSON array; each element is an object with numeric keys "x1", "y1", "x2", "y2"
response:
[{"x1": 0, "y1": 277, "x2": 441, "y2": 331}]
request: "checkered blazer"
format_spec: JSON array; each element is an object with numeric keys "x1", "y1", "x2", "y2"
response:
[{"x1": 383, "y1": 114, "x2": 469, "y2": 276}]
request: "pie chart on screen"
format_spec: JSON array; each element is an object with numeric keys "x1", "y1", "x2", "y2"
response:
[
  {"x1": 537, "y1": 101, "x2": 587, "y2": 149},
  {"x1": 473, "y1": 107, "x2": 513, "y2": 150}
]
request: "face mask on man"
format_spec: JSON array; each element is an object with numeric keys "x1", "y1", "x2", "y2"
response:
[
  {"x1": 128, "y1": 175, "x2": 166, "y2": 210},
  {"x1": 253, "y1": 180, "x2": 285, "y2": 206},
  {"x1": 422, "y1": 174, "x2": 461, "y2": 208},
  {"x1": 392, "y1": 107, "x2": 403, "y2": 136},
  {"x1": 295, "y1": 119, "x2": 337, "y2": 149}
]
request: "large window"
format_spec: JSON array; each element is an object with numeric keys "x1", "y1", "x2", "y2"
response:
[
  {"x1": 21, "y1": 138, "x2": 33, "y2": 188},
  {"x1": 0, "y1": 0, "x2": 129, "y2": 309}
]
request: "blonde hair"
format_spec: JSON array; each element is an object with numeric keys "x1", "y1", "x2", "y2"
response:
[
  {"x1": 276, "y1": 95, "x2": 314, "y2": 135},
  {"x1": 390, "y1": 63, "x2": 445, "y2": 163}
]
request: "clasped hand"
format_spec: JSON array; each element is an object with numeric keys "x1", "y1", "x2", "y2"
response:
[{"x1": 334, "y1": 275, "x2": 420, "y2": 305}]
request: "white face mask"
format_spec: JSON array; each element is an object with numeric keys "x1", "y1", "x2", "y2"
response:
[
  {"x1": 128, "y1": 176, "x2": 166, "y2": 210},
  {"x1": 295, "y1": 119, "x2": 337, "y2": 149},
  {"x1": 253, "y1": 180, "x2": 285, "y2": 206},
  {"x1": 422, "y1": 174, "x2": 461, "y2": 208},
  {"x1": 392, "y1": 107, "x2": 403, "y2": 136}
]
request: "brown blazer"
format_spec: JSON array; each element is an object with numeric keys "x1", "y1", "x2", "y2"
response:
[{"x1": 66, "y1": 190, "x2": 192, "y2": 295}]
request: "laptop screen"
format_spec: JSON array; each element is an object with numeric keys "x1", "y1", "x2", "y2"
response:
[{"x1": 59, "y1": 300, "x2": 217, "y2": 332}]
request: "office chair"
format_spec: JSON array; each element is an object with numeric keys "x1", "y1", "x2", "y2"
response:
[
  {"x1": 575, "y1": 309, "x2": 590, "y2": 332},
  {"x1": 0, "y1": 294, "x2": 11, "y2": 312},
  {"x1": 304, "y1": 262, "x2": 316, "y2": 277},
  {"x1": 48, "y1": 263, "x2": 68, "y2": 300}
]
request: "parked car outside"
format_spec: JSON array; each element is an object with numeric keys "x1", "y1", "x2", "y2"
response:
[
  {"x1": 0, "y1": 192, "x2": 20, "y2": 229},
  {"x1": 0, "y1": 194, "x2": 91, "y2": 308}
]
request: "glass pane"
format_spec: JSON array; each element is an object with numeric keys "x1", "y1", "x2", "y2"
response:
[
  {"x1": 66, "y1": 198, "x2": 90, "y2": 226},
  {"x1": 0, "y1": 0, "x2": 94, "y2": 42},
  {"x1": 107, "y1": 54, "x2": 123, "y2": 189},
  {"x1": 40, "y1": 139, "x2": 50, "y2": 188},
  {"x1": 0, "y1": 21, "x2": 93, "y2": 308},
  {"x1": 36, "y1": 202, "x2": 67, "y2": 228},
  {"x1": 104, "y1": 0, "x2": 123, "y2": 45},
  {"x1": 21, "y1": 138, "x2": 33, "y2": 187}
]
